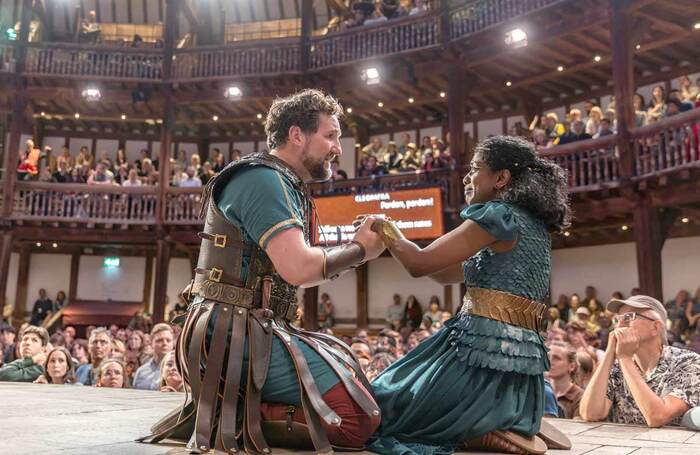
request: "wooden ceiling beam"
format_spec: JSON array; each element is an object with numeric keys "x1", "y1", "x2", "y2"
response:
[{"x1": 180, "y1": 0, "x2": 201, "y2": 29}]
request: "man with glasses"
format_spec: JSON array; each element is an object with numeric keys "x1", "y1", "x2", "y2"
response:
[{"x1": 580, "y1": 295, "x2": 700, "y2": 427}]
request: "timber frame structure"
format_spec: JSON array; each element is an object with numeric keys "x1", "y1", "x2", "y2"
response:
[{"x1": 0, "y1": 0, "x2": 699, "y2": 327}]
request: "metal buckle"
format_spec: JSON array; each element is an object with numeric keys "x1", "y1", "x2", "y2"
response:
[
  {"x1": 213, "y1": 234, "x2": 227, "y2": 248},
  {"x1": 209, "y1": 267, "x2": 223, "y2": 282}
]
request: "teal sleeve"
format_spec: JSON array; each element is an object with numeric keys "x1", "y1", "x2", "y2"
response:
[
  {"x1": 217, "y1": 167, "x2": 304, "y2": 249},
  {"x1": 460, "y1": 201, "x2": 517, "y2": 241},
  {"x1": 0, "y1": 357, "x2": 44, "y2": 382}
]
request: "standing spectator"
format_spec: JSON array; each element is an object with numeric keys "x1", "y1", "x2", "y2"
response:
[
  {"x1": 400, "y1": 143, "x2": 421, "y2": 170},
  {"x1": 159, "y1": 351, "x2": 184, "y2": 392},
  {"x1": 422, "y1": 296, "x2": 442, "y2": 329},
  {"x1": 383, "y1": 141, "x2": 403, "y2": 172},
  {"x1": 56, "y1": 146, "x2": 74, "y2": 170},
  {"x1": 330, "y1": 159, "x2": 348, "y2": 181},
  {"x1": 213, "y1": 151, "x2": 227, "y2": 173},
  {"x1": 122, "y1": 168, "x2": 142, "y2": 187},
  {"x1": 398, "y1": 133, "x2": 412, "y2": 154},
  {"x1": 685, "y1": 287, "x2": 700, "y2": 332},
  {"x1": 96, "y1": 359, "x2": 128, "y2": 388},
  {"x1": 179, "y1": 166, "x2": 202, "y2": 187},
  {"x1": 647, "y1": 85, "x2": 666, "y2": 122},
  {"x1": 29, "y1": 288, "x2": 53, "y2": 326},
  {"x1": 680, "y1": 75, "x2": 699, "y2": 103},
  {"x1": 76, "y1": 327, "x2": 113, "y2": 385},
  {"x1": 581, "y1": 295, "x2": 700, "y2": 427},
  {"x1": 420, "y1": 136, "x2": 432, "y2": 154},
  {"x1": 0, "y1": 323, "x2": 17, "y2": 364},
  {"x1": 132, "y1": 323, "x2": 174, "y2": 390},
  {"x1": 633, "y1": 93, "x2": 648, "y2": 127},
  {"x1": 360, "y1": 155, "x2": 386, "y2": 176},
  {"x1": 34, "y1": 347, "x2": 76, "y2": 384},
  {"x1": 410, "y1": 0, "x2": 429, "y2": 15},
  {"x1": 547, "y1": 342, "x2": 583, "y2": 419},
  {"x1": 583, "y1": 286, "x2": 602, "y2": 314},
  {"x1": 403, "y1": 295, "x2": 423, "y2": 329},
  {"x1": 532, "y1": 128, "x2": 549, "y2": 151},
  {"x1": 230, "y1": 149, "x2": 242, "y2": 162},
  {"x1": 318, "y1": 293, "x2": 334, "y2": 329},
  {"x1": 593, "y1": 118, "x2": 614, "y2": 138},
  {"x1": 52, "y1": 160, "x2": 73, "y2": 183},
  {"x1": 387, "y1": 294, "x2": 404, "y2": 330},
  {"x1": 555, "y1": 294, "x2": 571, "y2": 324},
  {"x1": 421, "y1": 151, "x2": 437, "y2": 171},
  {"x1": 87, "y1": 162, "x2": 114, "y2": 185},
  {"x1": 54, "y1": 290, "x2": 68, "y2": 310},
  {"x1": 0, "y1": 326, "x2": 48, "y2": 382},
  {"x1": 666, "y1": 290, "x2": 689, "y2": 338},
  {"x1": 544, "y1": 112, "x2": 565, "y2": 144},
  {"x1": 668, "y1": 89, "x2": 694, "y2": 112},
  {"x1": 199, "y1": 161, "x2": 216, "y2": 185},
  {"x1": 585, "y1": 106, "x2": 603, "y2": 136}
]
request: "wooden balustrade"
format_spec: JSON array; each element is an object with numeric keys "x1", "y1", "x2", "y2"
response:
[
  {"x1": 450, "y1": 0, "x2": 561, "y2": 40},
  {"x1": 172, "y1": 39, "x2": 301, "y2": 81},
  {"x1": 11, "y1": 182, "x2": 158, "y2": 224},
  {"x1": 309, "y1": 13, "x2": 440, "y2": 69},
  {"x1": 24, "y1": 43, "x2": 163, "y2": 81},
  {"x1": 631, "y1": 109, "x2": 700, "y2": 178},
  {"x1": 540, "y1": 136, "x2": 620, "y2": 192},
  {"x1": 163, "y1": 187, "x2": 203, "y2": 224},
  {"x1": 0, "y1": 43, "x2": 14, "y2": 72}
]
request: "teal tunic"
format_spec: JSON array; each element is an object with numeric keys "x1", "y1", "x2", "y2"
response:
[
  {"x1": 201, "y1": 165, "x2": 340, "y2": 406},
  {"x1": 369, "y1": 201, "x2": 550, "y2": 455}
]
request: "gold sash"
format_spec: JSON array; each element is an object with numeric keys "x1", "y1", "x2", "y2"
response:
[{"x1": 460, "y1": 287, "x2": 546, "y2": 332}]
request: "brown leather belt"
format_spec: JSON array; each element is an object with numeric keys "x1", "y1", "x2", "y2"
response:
[
  {"x1": 191, "y1": 280, "x2": 298, "y2": 321},
  {"x1": 461, "y1": 287, "x2": 546, "y2": 332}
]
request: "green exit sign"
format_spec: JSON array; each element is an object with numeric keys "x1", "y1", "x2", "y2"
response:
[{"x1": 103, "y1": 257, "x2": 120, "y2": 268}]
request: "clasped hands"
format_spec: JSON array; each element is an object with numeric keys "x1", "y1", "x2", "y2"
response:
[
  {"x1": 352, "y1": 215, "x2": 404, "y2": 261},
  {"x1": 606, "y1": 327, "x2": 641, "y2": 360}
]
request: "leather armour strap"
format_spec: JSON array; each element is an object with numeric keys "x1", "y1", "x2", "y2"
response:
[{"x1": 322, "y1": 241, "x2": 366, "y2": 280}]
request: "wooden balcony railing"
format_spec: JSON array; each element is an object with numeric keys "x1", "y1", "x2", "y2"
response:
[
  {"x1": 171, "y1": 39, "x2": 301, "y2": 81},
  {"x1": 11, "y1": 182, "x2": 158, "y2": 224},
  {"x1": 540, "y1": 136, "x2": 620, "y2": 192},
  {"x1": 24, "y1": 43, "x2": 163, "y2": 81},
  {"x1": 309, "y1": 12, "x2": 440, "y2": 69},
  {"x1": 450, "y1": 0, "x2": 561, "y2": 41},
  {"x1": 0, "y1": 43, "x2": 14, "y2": 72},
  {"x1": 163, "y1": 187, "x2": 203, "y2": 224},
  {"x1": 631, "y1": 109, "x2": 700, "y2": 178}
]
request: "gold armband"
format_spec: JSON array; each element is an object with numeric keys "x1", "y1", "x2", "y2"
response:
[
  {"x1": 322, "y1": 241, "x2": 366, "y2": 281},
  {"x1": 371, "y1": 220, "x2": 404, "y2": 247}
]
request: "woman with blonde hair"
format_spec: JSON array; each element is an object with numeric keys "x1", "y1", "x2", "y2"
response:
[
  {"x1": 34, "y1": 347, "x2": 77, "y2": 384},
  {"x1": 95, "y1": 358, "x2": 129, "y2": 388},
  {"x1": 158, "y1": 351, "x2": 184, "y2": 392},
  {"x1": 585, "y1": 106, "x2": 603, "y2": 136}
]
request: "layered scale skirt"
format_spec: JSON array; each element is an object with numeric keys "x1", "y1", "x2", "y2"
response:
[{"x1": 368, "y1": 312, "x2": 549, "y2": 455}]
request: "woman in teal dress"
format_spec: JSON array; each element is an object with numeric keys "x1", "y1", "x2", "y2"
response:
[{"x1": 359, "y1": 136, "x2": 571, "y2": 455}]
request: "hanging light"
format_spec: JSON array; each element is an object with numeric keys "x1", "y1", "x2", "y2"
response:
[
  {"x1": 81, "y1": 87, "x2": 101, "y2": 102},
  {"x1": 504, "y1": 28, "x2": 528, "y2": 48},
  {"x1": 225, "y1": 85, "x2": 242, "y2": 99}
]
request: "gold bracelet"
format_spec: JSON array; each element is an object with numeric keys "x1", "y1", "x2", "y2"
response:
[{"x1": 371, "y1": 220, "x2": 404, "y2": 247}]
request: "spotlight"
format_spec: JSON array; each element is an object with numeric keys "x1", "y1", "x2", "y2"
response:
[
  {"x1": 563, "y1": 231, "x2": 571, "y2": 237},
  {"x1": 593, "y1": 55, "x2": 602, "y2": 62},
  {"x1": 256, "y1": 113, "x2": 263, "y2": 119},
  {"x1": 408, "y1": 97, "x2": 414, "y2": 103},
  {"x1": 52, "y1": 242, "x2": 58, "y2": 248},
  {"x1": 74, "y1": 113, "x2": 80, "y2": 119},
  {"x1": 346, "y1": 107, "x2": 353, "y2": 113},
  {"x1": 212, "y1": 115, "x2": 219, "y2": 121},
  {"x1": 694, "y1": 23, "x2": 700, "y2": 30},
  {"x1": 362, "y1": 67, "x2": 381, "y2": 85},
  {"x1": 557, "y1": 65, "x2": 564, "y2": 72},
  {"x1": 40, "y1": 111, "x2": 46, "y2": 117},
  {"x1": 505, "y1": 81, "x2": 512, "y2": 87},
  {"x1": 682, "y1": 217, "x2": 690, "y2": 223},
  {"x1": 504, "y1": 28, "x2": 528, "y2": 48},
  {"x1": 621, "y1": 225, "x2": 629, "y2": 231},
  {"x1": 439, "y1": 92, "x2": 446, "y2": 98},
  {"x1": 377, "y1": 101, "x2": 384, "y2": 108},
  {"x1": 225, "y1": 86, "x2": 242, "y2": 99},
  {"x1": 81, "y1": 87, "x2": 101, "y2": 102},
  {"x1": 635, "y1": 44, "x2": 641, "y2": 50},
  {"x1": 36, "y1": 242, "x2": 41, "y2": 247},
  {"x1": 121, "y1": 114, "x2": 126, "y2": 120}
]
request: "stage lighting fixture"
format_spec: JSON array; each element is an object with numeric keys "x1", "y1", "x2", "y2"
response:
[
  {"x1": 439, "y1": 92, "x2": 446, "y2": 98},
  {"x1": 408, "y1": 97, "x2": 414, "y2": 103},
  {"x1": 505, "y1": 81, "x2": 512, "y2": 87},
  {"x1": 256, "y1": 113, "x2": 263, "y2": 119},
  {"x1": 593, "y1": 55, "x2": 601, "y2": 62},
  {"x1": 362, "y1": 67, "x2": 381, "y2": 85},
  {"x1": 635, "y1": 44, "x2": 641, "y2": 50},
  {"x1": 621, "y1": 225, "x2": 629, "y2": 231},
  {"x1": 81, "y1": 87, "x2": 101, "y2": 101},
  {"x1": 694, "y1": 23, "x2": 700, "y2": 30},
  {"x1": 36, "y1": 242, "x2": 41, "y2": 247},
  {"x1": 505, "y1": 28, "x2": 528, "y2": 48},
  {"x1": 557, "y1": 65, "x2": 564, "y2": 72},
  {"x1": 225, "y1": 86, "x2": 242, "y2": 99},
  {"x1": 377, "y1": 101, "x2": 384, "y2": 108},
  {"x1": 563, "y1": 231, "x2": 571, "y2": 237},
  {"x1": 121, "y1": 114, "x2": 127, "y2": 120},
  {"x1": 52, "y1": 243, "x2": 58, "y2": 248},
  {"x1": 212, "y1": 115, "x2": 219, "y2": 121},
  {"x1": 40, "y1": 111, "x2": 46, "y2": 116},
  {"x1": 346, "y1": 107, "x2": 353, "y2": 113},
  {"x1": 74, "y1": 113, "x2": 80, "y2": 119},
  {"x1": 682, "y1": 217, "x2": 690, "y2": 223}
]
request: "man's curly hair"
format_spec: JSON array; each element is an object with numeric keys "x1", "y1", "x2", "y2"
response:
[{"x1": 265, "y1": 89, "x2": 344, "y2": 151}]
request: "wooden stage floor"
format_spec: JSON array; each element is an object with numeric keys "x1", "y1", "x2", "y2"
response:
[{"x1": 2, "y1": 382, "x2": 700, "y2": 454}]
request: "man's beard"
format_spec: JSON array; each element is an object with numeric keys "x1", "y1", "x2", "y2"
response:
[{"x1": 301, "y1": 144, "x2": 332, "y2": 181}]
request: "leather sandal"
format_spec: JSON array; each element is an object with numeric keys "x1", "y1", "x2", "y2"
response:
[
  {"x1": 537, "y1": 419, "x2": 572, "y2": 450},
  {"x1": 466, "y1": 430, "x2": 547, "y2": 454}
]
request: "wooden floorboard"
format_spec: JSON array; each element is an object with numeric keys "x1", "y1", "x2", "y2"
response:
[{"x1": 1, "y1": 383, "x2": 699, "y2": 454}]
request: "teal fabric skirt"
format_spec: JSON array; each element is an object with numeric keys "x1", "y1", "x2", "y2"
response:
[{"x1": 368, "y1": 313, "x2": 549, "y2": 455}]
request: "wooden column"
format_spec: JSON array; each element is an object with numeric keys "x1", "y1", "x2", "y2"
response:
[
  {"x1": 443, "y1": 285, "x2": 453, "y2": 314},
  {"x1": 439, "y1": 0, "x2": 451, "y2": 48},
  {"x1": 12, "y1": 245, "x2": 30, "y2": 323},
  {"x1": 198, "y1": 125, "x2": 210, "y2": 162},
  {"x1": 0, "y1": 232, "x2": 14, "y2": 312},
  {"x1": 303, "y1": 287, "x2": 319, "y2": 331},
  {"x1": 68, "y1": 251, "x2": 80, "y2": 303},
  {"x1": 1, "y1": 0, "x2": 32, "y2": 219},
  {"x1": 356, "y1": 263, "x2": 369, "y2": 329},
  {"x1": 142, "y1": 251, "x2": 154, "y2": 311},
  {"x1": 152, "y1": 239, "x2": 171, "y2": 323},
  {"x1": 633, "y1": 197, "x2": 663, "y2": 300},
  {"x1": 300, "y1": 0, "x2": 313, "y2": 72},
  {"x1": 447, "y1": 67, "x2": 466, "y2": 211},
  {"x1": 609, "y1": 0, "x2": 635, "y2": 180}
]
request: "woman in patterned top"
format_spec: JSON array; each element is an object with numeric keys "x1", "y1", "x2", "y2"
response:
[{"x1": 358, "y1": 135, "x2": 571, "y2": 454}]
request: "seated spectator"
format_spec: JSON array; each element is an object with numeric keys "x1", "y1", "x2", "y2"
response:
[
  {"x1": 212, "y1": 151, "x2": 227, "y2": 173},
  {"x1": 668, "y1": 89, "x2": 694, "y2": 112},
  {"x1": 666, "y1": 290, "x2": 689, "y2": 338},
  {"x1": 554, "y1": 294, "x2": 571, "y2": 324},
  {"x1": 52, "y1": 159, "x2": 73, "y2": 183},
  {"x1": 179, "y1": 166, "x2": 202, "y2": 187},
  {"x1": 532, "y1": 128, "x2": 549, "y2": 151},
  {"x1": 421, "y1": 151, "x2": 437, "y2": 171},
  {"x1": 567, "y1": 108, "x2": 582, "y2": 123},
  {"x1": 71, "y1": 339, "x2": 89, "y2": 366},
  {"x1": 362, "y1": 137, "x2": 385, "y2": 159},
  {"x1": 132, "y1": 323, "x2": 174, "y2": 390},
  {"x1": 359, "y1": 155, "x2": 386, "y2": 177},
  {"x1": 231, "y1": 149, "x2": 242, "y2": 162},
  {"x1": 381, "y1": 0, "x2": 408, "y2": 19},
  {"x1": 330, "y1": 159, "x2": 348, "y2": 181},
  {"x1": 87, "y1": 162, "x2": 115, "y2": 185},
  {"x1": 76, "y1": 327, "x2": 113, "y2": 385},
  {"x1": 159, "y1": 351, "x2": 184, "y2": 392},
  {"x1": 366, "y1": 352, "x2": 395, "y2": 381},
  {"x1": 56, "y1": 146, "x2": 74, "y2": 170},
  {"x1": 75, "y1": 146, "x2": 92, "y2": 168},
  {"x1": 544, "y1": 112, "x2": 565, "y2": 144},
  {"x1": 633, "y1": 93, "x2": 649, "y2": 127},
  {"x1": 547, "y1": 342, "x2": 583, "y2": 419},
  {"x1": 544, "y1": 307, "x2": 565, "y2": 332},
  {"x1": 138, "y1": 158, "x2": 158, "y2": 185},
  {"x1": 122, "y1": 168, "x2": 142, "y2": 187},
  {"x1": 383, "y1": 141, "x2": 403, "y2": 172},
  {"x1": 0, "y1": 323, "x2": 17, "y2": 364},
  {"x1": 386, "y1": 294, "x2": 404, "y2": 330},
  {"x1": 0, "y1": 325, "x2": 49, "y2": 382},
  {"x1": 435, "y1": 144, "x2": 454, "y2": 169},
  {"x1": 402, "y1": 295, "x2": 423, "y2": 329},
  {"x1": 344, "y1": 2, "x2": 373, "y2": 28},
  {"x1": 29, "y1": 288, "x2": 53, "y2": 326},
  {"x1": 199, "y1": 161, "x2": 216, "y2": 185},
  {"x1": 422, "y1": 296, "x2": 442, "y2": 329},
  {"x1": 686, "y1": 287, "x2": 700, "y2": 332},
  {"x1": 96, "y1": 358, "x2": 128, "y2": 388},
  {"x1": 647, "y1": 85, "x2": 666, "y2": 122},
  {"x1": 400, "y1": 143, "x2": 421, "y2": 170},
  {"x1": 318, "y1": 293, "x2": 335, "y2": 329},
  {"x1": 34, "y1": 346, "x2": 76, "y2": 385},
  {"x1": 364, "y1": 2, "x2": 388, "y2": 26},
  {"x1": 664, "y1": 98, "x2": 682, "y2": 117},
  {"x1": 410, "y1": 0, "x2": 430, "y2": 15},
  {"x1": 680, "y1": 75, "x2": 699, "y2": 103},
  {"x1": 580, "y1": 295, "x2": 700, "y2": 427},
  {"x1": 593, "y1": 118, "x2": 614, "y2": 138}
]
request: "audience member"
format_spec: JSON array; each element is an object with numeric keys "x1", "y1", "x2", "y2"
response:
[
  {"x1": 318, "y1": 293, "x2": 335, "y2": 329},
  {"x1": 76, "y1": 327, "x2": 113, "y2": 385},
  {"x1": 422, "y1": 296, "x2": 442, "y2": 330},
  {"x1": 386, "y1": 294, "x2": 404, "y2": 330},
  {"x1": 132, "y1": 323, "x2": 174, "y2": 390},
  {"x1": 34, "y1": 346, "x2": 76, "y2": 385},
  {"x1": 159, "y1": 351, "x2": 184, "y2": 392},
  {"x1": 0, "y1": 323, "x2": 18, "y2": 364},
  {"x1": 96, "y1": 358, "x2": 128, "y2": 388},
  {"x1": 547, "y1": 342, "x2": 583, "y2": 419},
  {"x1": 0, "y1": 326, "x2": 49, "y2": 382},
  {"x1": 403, "y1": 295, "x2": 423, "y2": 329},
  {"x1": 29, "y1": 288, "x2": 53, "y2": 326}
]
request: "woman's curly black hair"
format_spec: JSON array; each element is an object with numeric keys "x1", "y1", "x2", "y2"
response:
[{"x1": 475, "y1": 135, "x2": 571, "y2": 232}]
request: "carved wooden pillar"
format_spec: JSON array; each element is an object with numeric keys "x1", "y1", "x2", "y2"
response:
[
  {"x1": 303, "y1": 286, "x2": 319, "y2": 331},
  {"x1": 633, "y1": 197, "x2": 663, "y2": 300},
  {"x1": 609, "y1": 0, "x2": 635, "y2": 180},
  {"x1": 68, "y1": 250, "x2": 80, "y2": 303},
  {"x1": 152, "y1": 238, "x2": 172, "y2": 323},
  {"x1": 356, "y1": 263, "x2": 369, "y2": 329},
  {"x1": 0, "y1": 232, "x2": 14, "y2": 313},
  {"x1": 143, "y1": 251, "x2": 154, "y2": 311},
  {"x1": 12, "y1": 244, "x2": 30, "y2": 323}
]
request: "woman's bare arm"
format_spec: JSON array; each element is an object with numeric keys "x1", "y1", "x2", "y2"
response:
[{"x1": 429, "y1": 264, "x2": 464, "y2": 284}]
